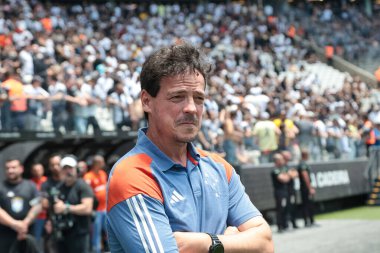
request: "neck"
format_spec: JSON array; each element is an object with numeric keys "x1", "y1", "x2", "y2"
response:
[
  {"x1": 65, "y1": 177, "x2": 77, "y2": 186},
  {"x1": 146, "y1": 129, "x2": 188, "y2": 166},
  {"x1": 52, "y1": 174, "x2": 61, "y2": 181},
  {"x1": 8, "y1": 178, "x2": 22, "y2": 184}
]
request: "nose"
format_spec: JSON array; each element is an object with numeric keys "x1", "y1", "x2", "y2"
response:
[{"x1": 183, "y1": 97, "x2": 197, "y2": 114}]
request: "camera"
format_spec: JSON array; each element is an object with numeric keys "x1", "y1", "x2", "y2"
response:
[{"x1": 47, "y1": 186, "x2": 75, "y2": 241}]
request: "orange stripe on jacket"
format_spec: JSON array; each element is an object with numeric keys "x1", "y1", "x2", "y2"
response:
[
  {"x1": 107, "y1": 154, "x2": 163, "y2": 212},
  {"x1": 197, "y1": 149, "x2": 233, "y2": 183}
]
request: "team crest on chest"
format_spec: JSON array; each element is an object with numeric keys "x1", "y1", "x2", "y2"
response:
[{"x1": 11, "y1": 197, "x2": 24, "y2": 213}]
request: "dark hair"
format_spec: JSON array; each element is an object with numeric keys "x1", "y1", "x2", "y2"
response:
[
  {"x1": 5, "y1": 157, "x2": 21, "y2": 164},
  {"x1": 140, "y1": 42, "x2": 213, "y2": 120},
  {"x1": 49, "y1": 153, "x2": 62, "y2": 160}
]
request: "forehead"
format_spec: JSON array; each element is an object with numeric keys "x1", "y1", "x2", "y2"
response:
[
  {"x1": 32, "y1": 164, "x2": 43, "y2": 169},
  {"x1": 159, "y1": 71, "x2": 205, "y2": 92},
  {"x1": 63, "y1": 166, "x2": 75, "y2": 169},
  {"x1": 6, "y1": 160, "x2": 21, "y2": 167}
]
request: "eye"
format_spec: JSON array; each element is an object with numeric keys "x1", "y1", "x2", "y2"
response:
[
  {"x1": 170, "y1": 95, "x2": 184, "y2": 102},
  {"x1": 195, "y1": 96, "x2": 205, "y2": 104}
]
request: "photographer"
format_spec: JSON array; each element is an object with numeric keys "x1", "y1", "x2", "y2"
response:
[{"x1": 44, "y1": 155, "x2": 93, "y2": 253}]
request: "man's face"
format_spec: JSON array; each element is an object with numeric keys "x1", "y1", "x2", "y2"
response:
[
  {"x1": 31, "y1": 164, "x2": 44, "y2": 178},
  {"x1": 49, "y1": 156, "x2": 62, "y2": 176},
  {"x1": 142, "y1": 71, "x2": 205, "y2": 144},
  {"x1": 63, "y1": 165, "x2": 77, "y2": 182},
  {"x1": 93, "y1": 157, "x2": 105, "y2": 170},
  {"x1": 5, "y1": 160, "x2": 23, "y2": 183}
]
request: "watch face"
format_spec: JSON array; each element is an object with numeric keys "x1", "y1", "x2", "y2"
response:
[{"x1": 212, "y1": 244, "x2": 224, "y2": 253}]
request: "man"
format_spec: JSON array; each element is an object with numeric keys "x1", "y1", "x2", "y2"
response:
[
  {"x1": 30, "y1": 162, "x2": 47, "y2": 247},
  {"x1": 281, "y1": 150, "x2": 299, "y2": 229},
  {"x1": 297, "y1": 150, "x2": 316, "y2": 227},
  {"x1": 271, "y1": 153, "x2": 290, "y2": 233},
  {"x1": 24, "y1": 75, "x2": 49, "y2": 131},
  {"x1": 0, "y1": 158, "x2": 41, "y2": 253},
  {"x1": 252, "y1": 113, "x2": 280, "y2": 163},
  {"x1": 41, "y1": 153, "x2": 63, "y2": 253},
  {"x1": 47, "y1": 75, "x2": 67, "y2": 134},
  {"x1": 84, "y1": 155, "x2": 108, "y2": 253},
  {"x1": 50, "y1": 155, "x2": 94, "y2": 253},
  {"x1": 106, "y1": 43, "x2": 273, "y2": 253},
  {"x1": 106, "y1": 81, "x2": 134, "y2": 131},
  {"x1": 1, "y1": 68, "x2": 28, "y2": 130}
]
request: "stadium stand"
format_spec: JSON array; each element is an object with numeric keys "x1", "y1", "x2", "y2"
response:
[{"x1": 0, "y1": 0, "x2": 378, "y2": 166}]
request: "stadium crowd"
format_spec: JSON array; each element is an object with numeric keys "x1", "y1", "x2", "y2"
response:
[
  {"x1": 286, "y1": 2, "x2": 380, "y2": 72},
  {"x1": 0, "y1": 0, "x2": 379, "y2": 167}
]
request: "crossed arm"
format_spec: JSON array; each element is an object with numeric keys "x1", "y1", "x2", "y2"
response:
[{"x1": 174, "y1": 216, "x2": 273, "y2": 253}]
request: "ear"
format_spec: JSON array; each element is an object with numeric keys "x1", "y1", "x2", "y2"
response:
[{"x1": 140, "y1": 89, "x2": 152, "y2": 114}]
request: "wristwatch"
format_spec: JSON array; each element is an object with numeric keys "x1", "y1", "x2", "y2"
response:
[
  {"x1": 207, "y1": 233, "x2": 224, "y2": 253},
  {"x1": 64, "y1": 203, "x2": 70, "y2": 215}
]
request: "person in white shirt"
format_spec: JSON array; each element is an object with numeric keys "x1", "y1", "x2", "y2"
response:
[
  {"x1": 48, "y1": 75, "x2": 68, "y2": 134},
  {"x1": 24, "y1": 76, "x2": 49, "y2": 131},
  {"x1": 107, "y1": 82, "x2": 133, "y2": 131}
]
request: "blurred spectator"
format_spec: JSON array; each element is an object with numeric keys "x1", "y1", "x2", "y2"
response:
[
  {"x1": 274, "y1": 110, "x2": 299, "y2": 158},
  {"x1": 68, "y1": 78, "x2": 90, "y2": 135},
  {"x1": 359, "y1": 115, "x2": 375, "y2": 157},
  {"x1": 281, "y1": 150, "x2": 299, "y2": 229},
  {"x1": 197, "y1": 109, "x2": 220, "y2": 151},
  {"x1": 83, "y1": 155, "x2": 107, "y2": 253},
  {"x1": 52, "y1": 155, "x2": 93, "y2": 253},
  {"x1": 1, "y1": 68, "x2": 27, "y2": 130},
  {"x1": 222, "y1": 105, "x2": 244, "y2": 165},
  {"x1": 24, "y1": 76, "x2": 49, "y2": 131},
  {"x1": 252, "y1": 113, "x2": 280, "y2": 163},
  {"x1": 372, "y1": 116, "x2": 380, "y2": 147},
  {"x1": 107, "y1": 81, "x2": 133, "y2": 131},
  {"x1": 48, "y1": 75, "x2": 67, "y2": 134},
  {"x1": 30, "y1": 163, "x2": 47, "y2": 248},
  {"x1": 295, "y1": 111, "x2": 316, "y2": 154},
  {"x1": 345, "y1": 114, "x2": 362, "y2": 158},
  {"x1": 41, "y1": 154, "x2": 63, "y2": 253},
  {"x1": 324, "y1": 43, "x2": 334, "y2": 66},
  {"x1": 77, "y1": 160, "x2": 88, "y2": 178},
  {"x1": 326, "y1": 117, "x2": 346, "y2": 159},
  {"x1": 0, "y1": 158, "x2": 41, "y2": 253},
  {"x1": 312, "y1": 114, "x2": 329, "y2": 161},
  {"x1": 297, "y1": 149, "x2": 316, "y2": 227},
  {"x1": 85, "y1": 76, "x2": 102, "y2": 135},
  {"x1": 271, "y1": 153, "x2": 291, "y2": 233},
  {"x1": 375, "y1": 66, "x2": 380, "y2": 88}
]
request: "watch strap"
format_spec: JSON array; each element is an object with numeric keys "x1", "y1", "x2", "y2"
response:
[{"x1": 207, "y1": 233, "x2": 222, "y2": 252}]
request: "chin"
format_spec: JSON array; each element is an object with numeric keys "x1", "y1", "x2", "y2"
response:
[
  {"x1": 174, "y1": 125, "x2": 199, "y2": 142},
  {"x1": 177, "y1": 132, "x2": 197, "y2": 143}
]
